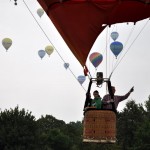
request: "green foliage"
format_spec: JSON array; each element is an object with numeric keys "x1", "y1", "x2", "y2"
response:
[
  {"x1": 47, "y1": 128, "x2": 72, "y2": 150},
  {"x1": 116, "y1": 99, "x2": 150, "y2": 150},
  {"x1": 0, "y1": 97, "x2": 150, "y2": 149},
  {"x1": 37, "y1": 115, "x2": 66, "y2": 131},
  {"x1": 145, "y1": 96, "x2": 150, "y2": 114},
  {"x1": 0, "y1": 106, "x2": 37, "y2": 150},
  {"x1": 36, "y1": 115, "x2": 69, "y2": 150}
]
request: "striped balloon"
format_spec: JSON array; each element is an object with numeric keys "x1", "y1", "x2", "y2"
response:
[{"x1": 89, "y1": 52, "x2": 103, "y2": 68}]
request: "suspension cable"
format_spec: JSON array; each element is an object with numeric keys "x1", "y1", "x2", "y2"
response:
[
  {"x1": 22, "y1": 0, "x2": 86, "y2": 91},
  {"x1": 105, "y1": 26, "x2": 109, "y2": 93},
  {"x1": 109, "y1": 19, "x2": 149, "y2": 78},
  {"x1": 105, "y1": 26, "x2": 108, "y2": 79},
  {"x1": 111, "y1": 24, "x2": 135, "y2": 73}
]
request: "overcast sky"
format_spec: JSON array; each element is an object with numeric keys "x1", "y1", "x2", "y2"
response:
[{"x1": 0, "y1": 0, "x2": 150, "y2": 123}]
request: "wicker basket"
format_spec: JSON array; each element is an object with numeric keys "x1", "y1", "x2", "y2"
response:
[{"x1": 83, "y1": 109, "x2": 116, "y2": 143}]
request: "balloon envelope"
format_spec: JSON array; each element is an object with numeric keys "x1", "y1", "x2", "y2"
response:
[
  {"x1": 37, "y1": 8, "x2": 44, "y2": 17},
  {"x1": 2, "y1": 38, "x2": 12, "y2": 51},
  {"x1": 110, "y1": 41, "x2": 123, "y2": 58},
  {"x1": 64, "y1": 63, "x2": 69, "y2": 69},
  {"x1": 77, "y1": 75, "x2": 86, "y2": 85},
  {"x1": 37, "y1": 0, "x2": 150, "y2": 67},
  {"x1": 45, "y1": 45, "x2": 54, "y2": 56},
  {"x1": 89, "y1": 52, "x2": 103, "y2": 68},
  {"x1": 111, "y1": 32, "x2": 119, "y2": 41},
  {"x1": 38, "y1": 50, "x2": 46, "y2": 59}
]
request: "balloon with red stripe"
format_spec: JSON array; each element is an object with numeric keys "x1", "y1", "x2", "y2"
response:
[{"x1": 89, "y1": 52, "x2": 103, "y2": 68}]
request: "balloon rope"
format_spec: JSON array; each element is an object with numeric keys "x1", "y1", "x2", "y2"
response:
[
  {"x1": 23, "y1": 0, "x2": 86, "y2": 91},
  {"x1": 109, "y1": 25, "x2": 116, "y2": 76},
  {"x1": 109, "y1": 19, "x2": 149, "y2": 78},
  {"x1": 105, "y1": 26, "x2": 108, "y2": 79},
  {"x1": 111, "y1": 24, "x2": 135, "y2": 73},
  {"x1": 105, "y1": 26, "x2": 109, "y2": 94}
]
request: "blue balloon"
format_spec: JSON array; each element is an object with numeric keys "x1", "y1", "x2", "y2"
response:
[
  {"x1": 38, "y1": 50, "x2": 46, "y2": 59},
  {"x1": 111, "y1": 32, "x2": 119, "y2": 41},
  {"x1": 110, "y1": 41, "x2": 123, "y2": 58},
  {"x1": 64, "y1": 63, "x2": 69, "y2": 69},
  {"x1": 77, "y1": 75, "x2": 86, "y2": 85}
]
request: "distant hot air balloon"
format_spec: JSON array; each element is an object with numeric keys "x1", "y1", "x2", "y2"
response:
[
  {"x1": 2, "y1": 38, "x2": 12, "y2": 51},
  {"x1": 38, "y1": 50, "x2": 46, "y2": 59},
  {"x1": 64, "y1": 63, "x2": 69, "y2": 69},
  {"x1": 77, "y1": 75, "x2": 86, "y2": 85},
  {"x1": 45, "y1": 45, "x2": 54, "y2": 56},
  {"x1": 89, "y1": 52, "x2": 103, "y2": 68},
  {"x1": 111, "y1": 32, "x2": 119, "y2": 41},
  {"x1": 37, "y1": 8, "x2": 44, "y2": 18},
  {"x1": 110, "y1": 41, "x2": 123, "y2": 58}
]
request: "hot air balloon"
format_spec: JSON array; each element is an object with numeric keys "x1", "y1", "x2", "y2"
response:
[
  {"x1": 89, "y1": 52, "x2": 103, "y2": 68},
  {"x1": 38, "y1": 0, "x2": 150, "y2": 67},
  {"x1": 77, "y1": 75, "x2": 86, "y2": 85},
  {"x1": 110, "y1": 41, "x2": 123, "y2": 58},
  {"x1": 37, "y1": 0, "x2": 150, "y2": 144},
  {"x1": 45, "y1": 45, "x2": 54, "y2": 56},
  {"x1": 38, "y1": 50, "x2": 46, "y2": 59},
  {"x1": 64, "y1": 63, "x2": 69, "y2": 69},
  {"x1": 111, "y1": 32, "x2": 119, "y2": 41},
  {"x1": 37, "y1": 8, "x2": 44, "y2": 18},
  {"x1": 2, "y1": 38, "x2": 12, "y2": 51}
]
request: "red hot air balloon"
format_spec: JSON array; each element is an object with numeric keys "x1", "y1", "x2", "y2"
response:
[
  {"x1": 37, "y1": 0, "x2": 150, "y2": 144},
  {"x1": 37, "y1": 0, "x2": 150, "y2": 67}
]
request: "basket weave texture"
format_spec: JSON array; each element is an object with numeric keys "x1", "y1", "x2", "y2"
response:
[{"x1": 83, "y1": 110, "x2": 116, "y2": 142}]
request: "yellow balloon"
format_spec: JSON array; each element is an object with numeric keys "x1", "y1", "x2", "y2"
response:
[
  {"x1": 2, "y1": 38, "x2": 12, "y2": 51},
  {"x1": 45, "y1": 45, "x2": 54, "y2": 56}
]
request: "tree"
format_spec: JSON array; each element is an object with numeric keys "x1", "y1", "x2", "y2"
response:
[
  {"x1": 117, "y1": 100, "x2": 146, "y2": 150},
  {"x1": 36, "y1": 115, "x2": 77, "y2": 149},
  {"x1": 145, "y1": 95, "x2": 150, "y2": 115},
  {"x1": 0, "y1": 106, "x2": 38, "y2": 150},
  {"x1": 134, "y1": 97, "x2": 150, "y2": 150},
  {"x1": 48, "y1": 128, "x2": 72, "y2": 150}
]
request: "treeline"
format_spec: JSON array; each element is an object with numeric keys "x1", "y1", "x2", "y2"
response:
[{"x1": 0, "y1": 97, "x2": 150, "y2": 150}]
